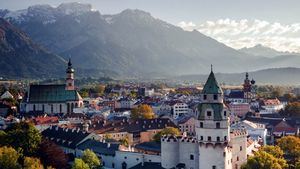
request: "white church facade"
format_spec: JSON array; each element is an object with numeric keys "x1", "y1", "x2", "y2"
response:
[
  {"x1": 161, "y1": 68, "x2": 251, "y2": 169},
  {"x1": 21, "y1": 59, "x2": 83, "y2": 114}
]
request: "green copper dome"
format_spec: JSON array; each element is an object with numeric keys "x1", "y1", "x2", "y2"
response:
[{"x1": 202, "y1": 70, "x2": 222, "y2": 94}]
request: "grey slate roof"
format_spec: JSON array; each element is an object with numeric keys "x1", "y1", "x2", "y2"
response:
[
  {"x1": 135, "y1": 141, "x2": 161, "y2": 153},
  {"x1": 77, "y1": 139, "x2": 119, "y2": 156},
  {"x1": 129, "y1": 162, "x2": 164, "y2": 169},
  {"x1": 28, "y1": 84, "x2": 81, "y2": 103},
  {"x1": 42, "y1": 126, "x2": 90, "y2": 149},
  {"x1": 228, "y1": 90, "x2": 244, "y2": 99}
]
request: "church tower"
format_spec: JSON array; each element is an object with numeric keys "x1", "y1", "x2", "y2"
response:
[
  {"x1": 65, "y1": 58, "x2": 75, "y2": 90},
  {"x1": 196, "y1": 66, "x2": 232, "y2": 169},
  {"x1": 243, "y1": 72, "x2": 252, "y2": 103}
]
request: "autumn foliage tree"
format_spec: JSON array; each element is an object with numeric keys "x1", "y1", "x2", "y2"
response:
[
  {"x1": 0, "y1": 146, "x2": 21, "y2": 169},
  {"x1": 153, "y1": 127, "x2": 180, "y2": 142},
  {"x1": 38, "y1": 139, "x2": 68, "y2": 169},
  {"x1": 131, "y1": 104, "x2": 155, "y2": 119},
  {"x1": 277, "y1": 136, "x2": 300, "y2": 166},
  {"x1": 241, "y1": 151, "x2": 287, "y2": 169},
  {"x1": 23, "y1": 157, "x2": 43, "y2": 169},
  {"x1": 282, "y1": 102, "x2": 300, "y2": 117},
  {"x1": 4, "y1": 122, "x2": 42, "y2": 156}
]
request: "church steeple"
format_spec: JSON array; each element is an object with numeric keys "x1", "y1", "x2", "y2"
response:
[{"x1": 66, "y1": 58, "x2": 75, "y2": 90}]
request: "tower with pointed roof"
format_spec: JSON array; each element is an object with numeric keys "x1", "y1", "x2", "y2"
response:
[
  {"x1": 196, "y1": 67, "x2": 232, "y2": 169},
  {"x1": 161, "y1": 66, "x2": 251, "y2": 169},
  {"x1": 66, "y1": 58, "x2": 75, "y2": 90}
]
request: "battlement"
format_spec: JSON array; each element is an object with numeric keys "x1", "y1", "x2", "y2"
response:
[
  {"x1": 161, "y1": 135, "x2": 179, "y2": 142},
  {"x1": 230, "y1": 128, "x2": 248, "y2": 138}
]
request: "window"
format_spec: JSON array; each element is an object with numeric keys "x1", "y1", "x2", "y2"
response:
[
  {"x1": 224, "y1": 111, "x2": 227, "y2": 116},
  {"x1": 216, "y1": 122, "x2": 220, "y2": 128},
  {"x1": 203, "y1": 94, "x2": 207, "y2": 100},
  {"x1": 207, "y1": 111, "x2": 212, "y2": 117},
  {"x1": 200, "y1": 122, "x2": 203, "y2": 128},
  {"x1": 217, "y1": 137, "x2": 220, "y2": 142},
  {"x1": 112, "y1": 163, "x2": 114, "y2": 168},
  {"x1": 213, "y1": 94, "x2": 218, "y2": 100},
  {"x1": 208, "y1": 136, "x2": 211, "y2": 141},
  {"x1": 224, "y1": 136, "x2": 227, "y2": 141},
  {"x1": 240, "y1": 146, "x2": 243, "y2": 151},
  {"x1": 237, "y1": 156, "x2": 239, "y2": 161},
  {"x1": 200, "y1": 136, "x2": 203, "y2": 140},
  {"x1": 59, "y1": 104, "x2": 62, "y2": 113},
  {"x1": 190, "y1": 154, "x2": 194, "y2": 160},
  {"x1": 212, "y1": 166, "x2": 216, "y2": 169}
]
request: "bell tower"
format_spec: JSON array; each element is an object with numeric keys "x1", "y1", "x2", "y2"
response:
[{"x1": 66, "y1": 58, "x2": 75, "y2": 90}]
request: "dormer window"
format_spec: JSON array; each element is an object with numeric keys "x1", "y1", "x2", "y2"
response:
[
  {"x1": 207, "y1": 111, "x2": 212, "y2": 117},
  {"x1": 203, "y1": 95, "x2": 207, "y2": 100},
  {"x1": 213, "y1": 94, "x2": 218, "y2": 100}
]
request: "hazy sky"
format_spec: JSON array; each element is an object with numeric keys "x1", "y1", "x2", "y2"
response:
[{"x1": 1, "y1": 0, "x2": 300, "y2": 52}]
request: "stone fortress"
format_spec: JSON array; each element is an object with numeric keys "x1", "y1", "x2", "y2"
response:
[{"x1": 161, "y1": 68, "x2": 249, "y2": 169}]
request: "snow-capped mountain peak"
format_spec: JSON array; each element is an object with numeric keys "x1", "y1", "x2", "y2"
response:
[
  {"x1": 3, "y1": 2, "x2": 93, "y2": 24},
  {"x1": 57, "y1": 2, "x2": 92, "y2": 16}
]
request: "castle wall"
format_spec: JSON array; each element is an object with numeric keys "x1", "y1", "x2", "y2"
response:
[
  {"x1": 230, "y1": 131, "x2": 248, "y2": 169},
  {"x1": 199, "y1": 144, "x2": 232, "y2": 169},
  {"x1": 161, "y1": 137, "x2": 179, "y2": 169},
  {"x1": 179, "y1": 139, "x2": 199, "y2": 169}
]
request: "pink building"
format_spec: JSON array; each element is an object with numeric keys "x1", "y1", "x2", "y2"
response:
[{"x1": 229, "y1": 102, "x2": 250, "y2": 117}]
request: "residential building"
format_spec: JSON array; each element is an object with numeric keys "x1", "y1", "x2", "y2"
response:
[{"x1": 260, "y1": 98, "x2": 284, "y2": 114}]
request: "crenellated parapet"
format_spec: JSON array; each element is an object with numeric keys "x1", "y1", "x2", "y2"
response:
[{"x1": 230, "y1": 128, "x2": 248, "y2": 138}]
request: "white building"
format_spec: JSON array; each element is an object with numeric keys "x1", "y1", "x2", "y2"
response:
[
  {"x1": 260, "y1": 98, "x2": 284, "y2": 114},
  {"x1": 0, "y1": 91, "x2": 14, "y2": 99},
  {"x1": 161, "y1": 69, "x2": 253, "y2": 169},
  {"x1": 231, "y1": 120, "x2": 267, "y2": 145},
  {"x1": 171, "y1": 102, "x2": 190, "y2": 119}
]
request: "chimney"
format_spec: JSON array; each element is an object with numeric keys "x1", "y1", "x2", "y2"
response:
[{"x1": 83, "y1": 123, "x2": 89, "y2": 132}]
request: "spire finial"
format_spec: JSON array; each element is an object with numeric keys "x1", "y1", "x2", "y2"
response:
[
  {"x1": 211, "y1": 64, "x2": 213, "y2": 72},
  {"x1": 68, "y1": 57, "x2": 72, "y2": 67}
]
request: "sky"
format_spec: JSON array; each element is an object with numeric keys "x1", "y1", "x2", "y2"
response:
[{"x1": 1, "y1": 0, "x2": 300, "y2": 52}]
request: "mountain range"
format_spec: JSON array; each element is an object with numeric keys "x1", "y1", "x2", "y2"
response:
[
  {"x1": 176, "y1": 67, "x2": 300, "y2": 85},
  {"x1": 1, "y1": 2, "x2": 300, "y2": 81},
  {"x1": 239, "y1": 44, "x2": 299, "y2": 58},
  {"x1": 0, "y1": 18, "x2": 65, "y2": 78}
]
